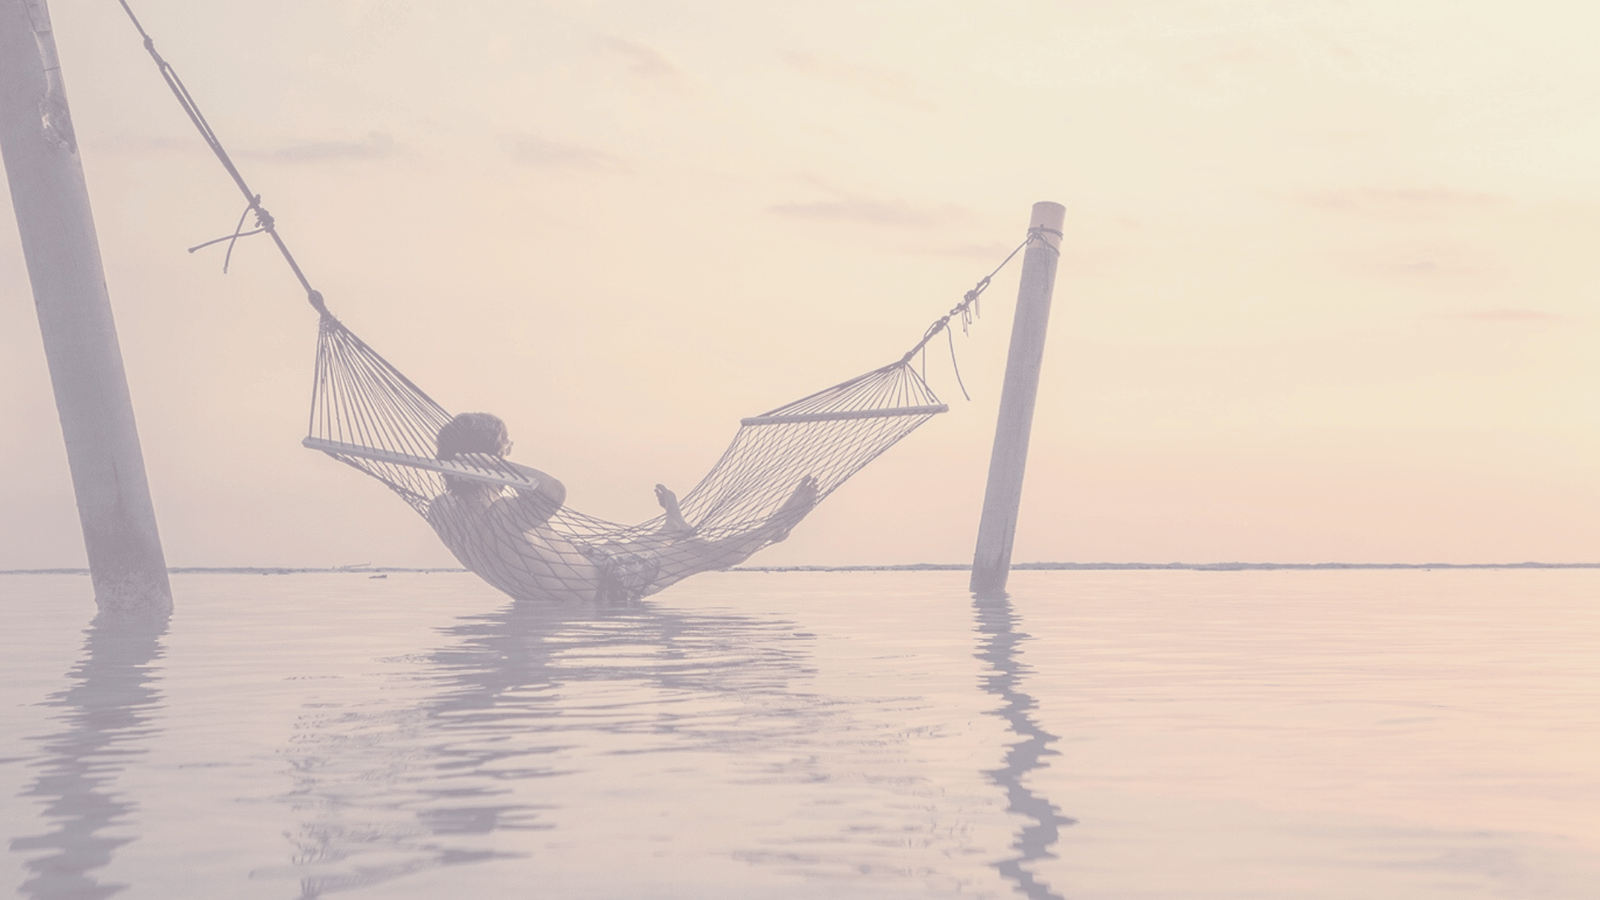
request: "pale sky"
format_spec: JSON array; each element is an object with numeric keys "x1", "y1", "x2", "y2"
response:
[{"x1": 3, "y1": 0, "x2": 1596, "y2": 568}]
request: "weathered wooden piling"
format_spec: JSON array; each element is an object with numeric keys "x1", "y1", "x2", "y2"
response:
[
  {"x1": 0, "y1": 0, "x2": 172, "y2": 613},
  {"x1": 970, "y1": 201, "x2": 1064, "y2": 598}
]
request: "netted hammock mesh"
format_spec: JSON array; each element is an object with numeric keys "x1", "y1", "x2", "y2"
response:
[
  {"x1": 114, "y1": 0, "x2": 1034, "y2": 604},
  {"x1": 304, "y1": 306, "x2": 973, "y2": 604}
]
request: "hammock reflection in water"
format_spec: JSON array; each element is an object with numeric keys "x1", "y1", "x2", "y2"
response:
[
  {"x1": 273, "y1": 600, "x2": 829, "y2": 897},
  {"x1": 270, "y1": 588, "x2": 1058, "y2": 898}
]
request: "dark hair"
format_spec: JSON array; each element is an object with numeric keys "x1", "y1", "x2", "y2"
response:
[{"x1": 437, "y1": 412, "x2": 509, "y2": 460}]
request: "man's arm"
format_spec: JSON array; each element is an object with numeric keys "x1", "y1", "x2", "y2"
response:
[
  {"x1": 453, "y1": 453, "x2": 567, "y2": 522},
  {"x1": 502, "y1": 460, "x2": 567, "y2": 512}
]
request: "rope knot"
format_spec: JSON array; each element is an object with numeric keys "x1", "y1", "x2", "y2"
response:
[{"x1": 1026, "y1": 225, "x2": 1064, "y2": 251}]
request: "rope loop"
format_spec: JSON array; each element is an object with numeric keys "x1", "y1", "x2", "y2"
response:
[
  {"x1": 946, "y1": 324, "x2": 970, "y2": 401},
  {"x1": 1026, "y1": 224, "x2": 1063, "y2": 251},
  {"x1": 185, "y1": 195, "x2": 276, "y2": 273}
]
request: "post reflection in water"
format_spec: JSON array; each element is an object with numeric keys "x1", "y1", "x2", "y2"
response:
[
  {"x1": 278, "y1": 598, "x2": 825, "y2": 899},
  {"x1": 9, "y1": 611, "x2": 169, "y2": 900},
  {"x1": 973, "y1": 594, "x2": 1072, "y2": 900}
]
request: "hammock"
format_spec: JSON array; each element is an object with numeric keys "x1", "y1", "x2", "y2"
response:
[
  {"x1": 118, "y1": 1, "x2": 1039, "y2": 603},
  {"x1": 303, "y1": 313, "x2": 963, "y2": 602}
]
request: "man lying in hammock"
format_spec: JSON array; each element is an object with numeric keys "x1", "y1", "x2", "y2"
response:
[{"x1": 425, "y1": 413, "x2": 818, "y2": 604}]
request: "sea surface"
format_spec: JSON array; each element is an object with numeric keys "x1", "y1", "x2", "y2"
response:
[{"x1": 1, "y1": 569, "x2": 1596, "y2": 899}]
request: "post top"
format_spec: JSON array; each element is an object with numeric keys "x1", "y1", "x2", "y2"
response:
[
  {"x1": 1030, "y1": 201, "x2": 1065, "y2": 229},
  {"x1": 1029, "y1": 201, "x2": 1065, "y2": 251}
]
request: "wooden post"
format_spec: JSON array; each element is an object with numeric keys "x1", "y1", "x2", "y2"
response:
[
  {"x1": 970, "y1": 201, "x2": 1064, "y2": 598},
  {"x1": 0, "y1": 0, "x2": 172, "y2": 613}
]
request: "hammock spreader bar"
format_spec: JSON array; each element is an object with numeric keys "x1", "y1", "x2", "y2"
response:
[
  {"x1": 740, "y1": 404, "x2": 950, "y2": 427},
  {"x1": 302, "y1": 437, "x2": 542, "y2": 491}
]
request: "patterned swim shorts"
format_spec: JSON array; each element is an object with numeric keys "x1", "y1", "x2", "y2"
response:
[{"x1": 575, "y1": 543, "x2": 662, "y2": 603}]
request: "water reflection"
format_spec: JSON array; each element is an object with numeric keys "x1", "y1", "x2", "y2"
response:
[
  {"x1": 278, "y1": 599, "x2": 822, "y2": 898},
  {"x1": 10, "y1": 611, "x2": 169, "y2": 900},
  {"x1": 973, "y1": 594, "x2": 1072, "y2": 900}
]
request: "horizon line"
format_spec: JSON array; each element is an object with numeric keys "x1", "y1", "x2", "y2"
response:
[{"x1": 2, "y1": 561, "x2": 1598, "y2": 576}]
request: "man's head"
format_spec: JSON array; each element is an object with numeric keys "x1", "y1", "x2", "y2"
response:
[{"x1": 437, "y1": 412, "x2": 511, "y2": 460}]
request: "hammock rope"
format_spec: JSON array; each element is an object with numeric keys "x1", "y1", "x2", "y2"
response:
[
  {"x1": 116, "y1": 0, "x2": 329, "y2": 315},
  {"x1": 119, "y1": 2, "x2": 1052, "y2": 603}
]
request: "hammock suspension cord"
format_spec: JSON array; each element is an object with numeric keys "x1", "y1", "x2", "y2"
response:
[
  {"x1": 902, "y1": 226, "x2": 1057, "y2": 399},
  {"x1": 115, "y1": 0, "x2": 328, "y2": 315}
]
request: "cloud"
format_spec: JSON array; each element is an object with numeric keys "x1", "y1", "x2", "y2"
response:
[
  {"x1": 1173, "y1": 41, "x2": 1285, "y2": 87},
  {"x1": 1445, "y1": 309, "x2": 1566, "y2": 323},
  {"x1": 94, "y1": 135, "x2": 198, "y2": 155},
  {"x1": 1366, "y1": 244, "x2": 1487, "y2": 280},
  {"x1": 779, "y1": 51, "x2": 921, "y2": 104},
  {"x1": 599, "y1": 36, "x2": 693, "y2": 92},
  {"x1": 1303, "y1": 186, "x2": 1508, "y2": 217},
  {"x1": 501, "y1": 135, "x2": 624, "y2": 172},
  {"x1": 1380, "y1": 257, "x2": 1462, "y2": 277},
  {"x1": 267, "y1": 132, "x2": 399, "y2": 163},
  {"x1": 767, "y1": 198, "x2": 938, "y2": 227},
  {"x1": 916, "y1": 242, "x2": 1019, "y2": 260}
]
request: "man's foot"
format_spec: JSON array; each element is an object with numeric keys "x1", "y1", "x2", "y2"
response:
[
  {"x1": 655, "y1": 484, "x2": 695, "y2": 534},
  {"x1": 767, "y1": 475, "x2": 819, "y2": 542}
]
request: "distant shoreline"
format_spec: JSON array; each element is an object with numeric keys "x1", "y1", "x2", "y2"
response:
[
  {"x1": 735, "y1": 561, "x2": 1600, "y2": 572},
  {"x1": 2, "y1": 561, "x2": 1597, "y2": 576}
]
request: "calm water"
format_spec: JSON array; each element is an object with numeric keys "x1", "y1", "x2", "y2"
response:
[{"x1": 1, "y1": 569, "x2": 1596, "y2": 899}]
